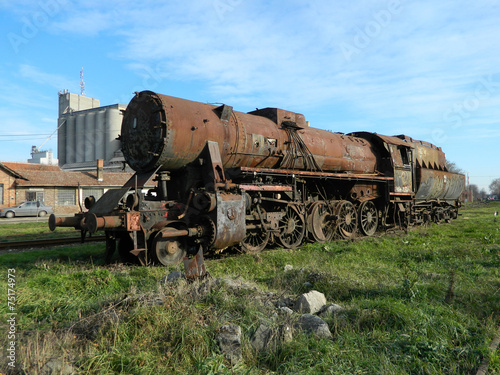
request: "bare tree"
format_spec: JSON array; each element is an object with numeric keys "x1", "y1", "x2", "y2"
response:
[
  {"x1": 469, "y1": 185, "x2": 488, "y2": 201},
  {"x1": 479, "y1": 189, "x2": 488, "y2": 200},
  {"x1": 490, "y1": 178, "x2": 500, "y2": 196},
  {"x1": 446, "y1": 161, "x2": 465, "y2": 174},
  {"x1": 470, "y1": 184, "x2": 479, "y2": 200}
]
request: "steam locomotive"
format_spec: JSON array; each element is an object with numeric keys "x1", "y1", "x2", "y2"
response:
[{"x1": 49, "y1": 91, "x2": 465, "y2": 266}]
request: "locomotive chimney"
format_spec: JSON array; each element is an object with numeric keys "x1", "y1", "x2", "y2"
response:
[{"x1": 96, "y1": 159, "x2": 104, "y2": 181}]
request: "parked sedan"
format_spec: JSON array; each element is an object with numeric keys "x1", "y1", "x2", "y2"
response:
[{"x1": 0, "y1": 202, "x2": 54, "y2": 218}]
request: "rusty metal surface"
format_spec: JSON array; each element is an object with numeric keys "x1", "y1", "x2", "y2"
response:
[
  {"x1": 307, "y1": 201, "x2": 335, "y2": 242},
  {"x1": 86, "y1": 214, "x2": 123, "y2": 233},
  {"x1": 239, "y1": 167, "x2": 393, "y2": 181},
  {"x1": 121, "y1": 91, "x2": 377, "y2": 174},
  {"x1": 238, "y1": 184, "x2": 293, "y2": 191},
  {"x1": 353, "y1": 132, "x2": 447, "y2": 171},
  {"x1": 213, "y1": 192, "x2": 246, "y2": 249},
  {"x1": 349, "y1": 183, "x2": 380, "y2": 201},
  {"x1": 48, "y1": 214, "x2": 82, "y2": 231},
  {"x1": 49, "y1": 212, "x2": 123, "y2": 234},
  {"x1": 160, "y1": 229, "x2": 189, "y2": 238},
  {"x1": 350, "y1": 132, "x2": 415, "y2": 148},
  {"x1": 358, "y1": 132, "x2": 446, "y2": 170},
  {"x1": 394, "y1": 168, "x2": 413, "y2": 193},
  {"x1": 183, "y1": 246, "x2": 207, "y2": 279},
  {"x1": 151, "y1": 227, "x2": 187, "y2": 265},
  {"x1": 248, "y1": 108, "x2": 307, "y2": 128},
  {"x1": 412, "y1": 142, "x2": 447, "y2": 171},
  {"x1": 382, "y1": 143, "x2": 413, "y2": 194},
  {"x1": 125, "y1": 212, "x2": 141, "y2": 231},
  {"x1": 208, "y1": 140, "x2": 226, "y2": 183},
  {"x1": 416, "y1": 168, "x2": 465, "y2": 201}
]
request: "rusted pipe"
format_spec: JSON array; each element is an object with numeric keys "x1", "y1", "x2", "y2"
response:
[
  {"x1": 49, "y1": 214, "x2": 82, "y2": 231},
  {"x1": 94, "y1": 216, "x2": 123, "y2": 229},
  {"x1": 161, "y1": 229, "x2": 189, "y2": 238},
  {"x1": 85, "y1": 214, "x2": 123, "y2": 234},
  {"x1": 178, "y1": 190, "x2": 194, "y2": 219}
]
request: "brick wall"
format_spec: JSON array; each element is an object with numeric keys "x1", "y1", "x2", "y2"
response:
[
  {"x1": 1, "y1": 169, "x2": 124, "y2": 215},
  {"x1": 16, "y1": 187, "x2": 81, "y2": 214},
  {"x1": 0, "y1": 171, "x2": 17, "y2": 208}
]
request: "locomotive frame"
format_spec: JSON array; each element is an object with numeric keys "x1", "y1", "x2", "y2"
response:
[{"x1": 49, "y1": 91, "x2": 465, "y2": 267}]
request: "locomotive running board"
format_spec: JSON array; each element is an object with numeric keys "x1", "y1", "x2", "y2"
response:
[{"x1": 239, "y1": 167, "x2": 394, "y2": 182}]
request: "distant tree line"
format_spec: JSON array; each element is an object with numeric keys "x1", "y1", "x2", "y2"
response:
[{"x1": 469, "y1": 184, "x2": 488, "y2": 200}]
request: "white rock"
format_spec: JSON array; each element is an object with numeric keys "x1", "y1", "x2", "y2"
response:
[{"x1": 294, "y1": 290, "x2": 327, "y2": 314}]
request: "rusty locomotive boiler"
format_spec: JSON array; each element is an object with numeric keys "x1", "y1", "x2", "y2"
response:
[{"x1": 49, "y1": 91, "x2": 465, "y2": 266}]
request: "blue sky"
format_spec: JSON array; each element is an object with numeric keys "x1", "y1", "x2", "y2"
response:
[{"x1": 0, "y1": 0, "x2": 499, "y2": 191}]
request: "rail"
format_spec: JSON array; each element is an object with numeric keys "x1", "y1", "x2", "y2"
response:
[{"x1": 0, "y1": 236, "x2": 106, "y2": 251}]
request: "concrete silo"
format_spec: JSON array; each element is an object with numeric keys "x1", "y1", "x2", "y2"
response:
[{"x1": 57, "y1": 91, "x2": 127, "y2": 171}]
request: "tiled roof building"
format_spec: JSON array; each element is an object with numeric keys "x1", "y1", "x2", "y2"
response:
[{"x1": 0, "y1": 161, "x2": 134, "y2": 214}]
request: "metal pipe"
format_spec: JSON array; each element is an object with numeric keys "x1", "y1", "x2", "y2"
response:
[
  {"x1": 84, "y1": 213, "x2": 123, "y2": 234},
  {"x1": 49, "y1": 214, "x2": 82, "y2": 231},
  {"x1": 161, "y1": 229, "x2": 189, "y2": 238}
]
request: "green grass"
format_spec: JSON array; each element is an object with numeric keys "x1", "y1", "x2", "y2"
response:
[
  {"x1": 0, "y1": 221, "x2": 78, "y2": 242},
  {"x1": 0, "y1": 202, "x2": 499, "y2": 374}
]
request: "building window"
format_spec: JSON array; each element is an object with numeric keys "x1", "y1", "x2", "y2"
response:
[
  {"x1": 0, "y1": 184, "x2": 3, "y2": 205},
  {"x1": 26, "y1": 191, "x2": 45, "y2": 203},
  {"x1": 58, "y1": 188, "x2": 76, "y2": 206}
]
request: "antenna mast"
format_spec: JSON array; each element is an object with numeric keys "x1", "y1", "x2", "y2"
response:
[{"x1": 80, "y1": 67, "x2": 85, "y2": 95}]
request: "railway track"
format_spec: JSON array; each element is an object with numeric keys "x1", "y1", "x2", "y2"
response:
[
  {"x1": 0, "y1": 228, "x2": 404, "y2": 254},
  {"x1": 0, "y1": 235, "x2": 106, "y2": 251}
]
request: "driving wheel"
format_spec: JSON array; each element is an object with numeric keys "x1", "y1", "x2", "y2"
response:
[
  {"x1": 278, "y1": 206, "x2": 305, "y2": 249},
  {"x1": 308, "y1": 201, "x2": 336, "y2": 243},
  {"x1": 151, "y1": 228, "x2": 187, "y2": 266},
  {"x1": 335, "y1": 201, "x2": 358, "y2": 239},
  {"x1": 358, "y1": 200, "x2": 378, "y2": 236}
]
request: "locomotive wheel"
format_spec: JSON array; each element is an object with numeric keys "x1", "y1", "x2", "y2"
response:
[
  {"x1": 423, "y1": 212, "x2": 432, "y2": 227},
  {"x1": 151, "y1": 228, "x2": 187, "y2": 266},
  {"x1": 336, "y1": 201, "x2": 358, "y2": 239},
  {"x1": 358, "y1": 200, "x2": 378, "y2": 236},
  {"x1": 241, "y1": 207, "x2": 270, "y2": 253},
  {"x1": 241, "y1": 229, "x2": 270, "y2": 254},
  {"x1": 444, "y1": 208, "x2": 452, "y2": 223},
  {"x1": 433, "y1": 209, "x2": 444, "y2": 225},
  {"x1": 278, "y1": 206, "x2": 305, "y2": 249},
  {"x1": 308, "y1": 201, "x2": 335, "y2": 243}
]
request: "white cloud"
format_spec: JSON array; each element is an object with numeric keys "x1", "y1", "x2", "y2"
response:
[
  {"x1": 9, "y1": 0, "x2": 495, "y2": 126},
  {"x1": 1, "y1": 0, "x2": 499, "y2": 177},
  {"x1": 111, "y1": 0, "x2": 500, "y2": 120},
  {"x1": 18, "y1": 64, "x2": 74, "y2": 91}
]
